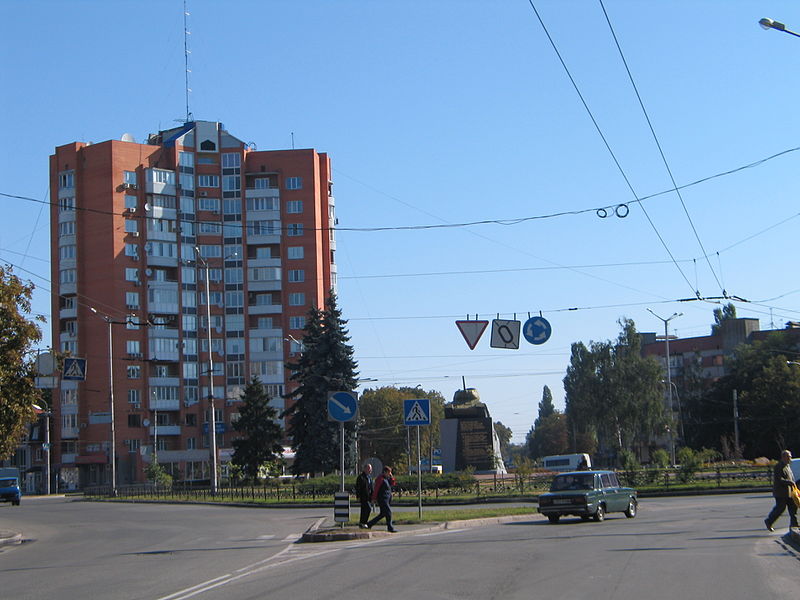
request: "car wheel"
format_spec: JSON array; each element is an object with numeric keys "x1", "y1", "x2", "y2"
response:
[
  {"x1": 624, "y1": 499, "x2": 637, "y2": 518},
  {"x1": 593, "y1": 505, "x2": 605, "y2": 522},
  {"x1": 547, "y1": 514, "x2": 560, "y2": 524},
  {"x1": 12, "y1": 499, "x2": 20, "y2": 506}
]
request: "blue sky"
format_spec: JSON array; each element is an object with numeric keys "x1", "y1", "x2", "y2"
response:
[{"x1": 2, "y1": 1, "x2": 800, "y2": 443}]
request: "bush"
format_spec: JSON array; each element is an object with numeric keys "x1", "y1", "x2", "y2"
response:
[{"x1": 676, "y1": 447, "x2": 702, "y2": 483}]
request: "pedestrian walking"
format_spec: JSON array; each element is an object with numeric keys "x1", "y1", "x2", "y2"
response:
[
  {"x1": 367, "y1": 465, "x2": 397, "y2": 533},
  {"x1": 764, "y1": 449, "x2": 799, "y2": 532},
  {"x1": 355, "y1": 462, "x2": 373, "y2": 529}
]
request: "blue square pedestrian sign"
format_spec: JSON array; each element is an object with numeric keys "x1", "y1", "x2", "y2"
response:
[
  {"x1": 403, "y1": 398, "x2": 431, "y2": 426},
  {"x1": 63, "y1": 357, "x2": 87, "y2": 381}
]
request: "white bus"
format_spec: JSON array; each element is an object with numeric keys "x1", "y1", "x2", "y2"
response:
[{"x1": 542, "y1": 454, "x2": 592, "y2": 472}]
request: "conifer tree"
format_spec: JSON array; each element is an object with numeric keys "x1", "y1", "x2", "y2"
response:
[
  {"x1": 231, "y1": 376, "x2": 285, "y2": 480},
  {"x1": 283, "y1": 293, "x2": 359, "y2": 475}
]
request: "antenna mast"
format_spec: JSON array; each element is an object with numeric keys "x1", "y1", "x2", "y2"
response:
[{"x1": 183, "y1": 0, "x2": 192, "y2": 122}]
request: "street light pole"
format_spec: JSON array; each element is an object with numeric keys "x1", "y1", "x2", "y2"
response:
[
  {"x1": 648, "y1": 309, "x2": 682, "y2": 466},
  {"x1": 759, "y1": 17, "x2": 800, "y2": 38},
  {"x1": 194, "y1": 246, "x2": 218, "y2": 494}
]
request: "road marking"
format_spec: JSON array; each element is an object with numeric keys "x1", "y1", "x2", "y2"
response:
[
  {"x1": 282, "y1": 533, "x2": 300, "y2": 541},
  {"x1": 256, "y1": 534, "x2": 275, "y2": 540},
  {"x1": 418, "y1": 528, "x2": 467, "y2": 537}
]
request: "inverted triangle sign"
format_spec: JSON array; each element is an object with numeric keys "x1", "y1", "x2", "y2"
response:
[{"x1": 456, "y1": 320, "x2": 489, "y2": 350}]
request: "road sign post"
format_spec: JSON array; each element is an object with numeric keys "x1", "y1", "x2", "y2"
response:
[
  {"x1": 403, "y1": 398, "x2": 431, "y2": 518},
  {"x1": 328, "y1": 391, "x2": 358, "y2": 493}
]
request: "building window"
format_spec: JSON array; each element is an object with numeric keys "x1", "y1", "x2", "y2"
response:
[
  {"x1": 59, "y1": 245, "x2": 76, "y2": 260},
  {"x1": 180, "y1": 196, "x2": 194, "y2": 213},
  {"x1": 288, "y1": 269, "x2": 304, "y2": 282},
  {"x1": 125, "y1": 243, "x2": 138, "y2": 257},
  {"x1": 58, "y1": 171, "x2": 75, "y2": 189},
  {"x1": 179, "y1": 152, "x2": 194, "y2": 168},
  {"x1": 128, "y1": 389, "x2": 140, "y2": 405},
  {"x1": 222, "y1": 175, "x2": 241, "y2": 191},
  {"x1": 59, "y1": 197, "x2": 76, "y2": 212},
  {"x1": 180, "y1": 173, "x2": 195, "y2": 190},
  {"x1": 225, "y1": 313, "x2": 244, "y2": 331},
  {"x1": 126, "y1": 292, "x2": 139, "y2": 309},
  {"x1": 124, "y1": 171, "x2": 137, "y2": 186},
  {"x1": 225, "y1": 267, "x2": 243, "y2": 284},
  {"x1": 247, "y1": 197, "x2": 279, "y2": 211},
  {"x1": 223, "y1": 198, "x2": 242, "y2": 215},
  {"x1": 124, "y1": 220, "x2": 138, "y2": 233},
  {"x1": 289, "y1": 316, "x2": 306, "y2": 330},
  {"x1": 58, "y1": 222, "x2": 76, "y2": 236},
  {"x1": 201, "y1": 290, "x2": 223, "y2": 306},
  {"x1": 225, "y1": 291, "x2": 244, "y2": 307},
  {"x1": 124, "y1": 195, "x2": 137, "y2": 209},
  {"x1": 287, "y1": 246, "x2": 304, "y2": 259},
  {"x1": 125, "y1": 268, "x2": 139, "y2": 282},
  {"x1": 59, "y1": 269, "x2": 76, "y2": 284},
  {"x1": 197, "y1": 175, "x2": 219, "y2": 188},
  {"x1": 199, "y1": 244, "x2": 221, "y2": 258},
  {"x1": 288, "y1": 292, "x2": 305, "y2": 306},
  {"x1": 183, "y1": 362, "x2": 199, "y2": 379},
  {"x1": 257, "y1": 317, "x2": 273, "y2": 329},
  {"x1": 128, "y1": 414, "x2": 141, "y2": 428},
  {"x1": 127, "y1": 365, "x2": 141, "y2": 379},
  {"x1": 124, "y1": 439, "x2": 141, "y2": 452},
  {"x1": 126, "y1": 340, "x2": 140, "y2": 355},
  {"x1": 286, "y1": 223, "x2": 303, "y2": 237},
  {"x1": 60, "y1": 340, "x2": 77, "y2": 354},
  {"x1": 187, "y1": 437, "x2": 197, "y2": 450},
  {"x1": 149, "y1": 169, "x2": 176, "y2": 185},
  {"x1": 285, "y1": 176, "x2": 302, "y2": 190},
  {"x1": 222, "y1": 153, "x2": 241, "y2": 168},
  {"x1": 199, "y1": 221, "x2": 222, "y2": 234},
  {"x1": 286, "y1": 200, "x2": 303, "y2": 214}
]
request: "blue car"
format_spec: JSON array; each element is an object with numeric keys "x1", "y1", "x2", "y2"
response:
[{"x1": 0, "y1": 475, "x2": 22, "y2": 506}]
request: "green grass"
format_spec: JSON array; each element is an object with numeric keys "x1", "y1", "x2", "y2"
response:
[{"x1": 334, "y1": 506, "x2": 539, "y2": 528}]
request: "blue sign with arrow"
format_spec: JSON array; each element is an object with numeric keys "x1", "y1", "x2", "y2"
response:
[
  {"x1": 523, "y1": 316, "x2": 552, "y2": 345},
  {"x1": 403, "y1": 398, "x2": 431, "y2": 426},
  {"x1": 328, "y1": 391, "x2": 358, "y2": 422}
]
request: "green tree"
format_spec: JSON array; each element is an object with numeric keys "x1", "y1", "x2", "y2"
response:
[
  {"x1": 527, "y1": 411, "x2": 569, "y2": 458},
  {"x1": 711, "y1": 302, "x2": 737, "y2": 335},
  {"x1": 494, "y1": 420, "x2": 512, "y2": 460},
  {"x1": 0, "y1": 266, "x2": 44, "y2": 459},
  {"x1": 232, "y1": 377, "x2": 285, "y2": 480},
  {"x1": 283, "y1": 293, "x2": 359, "y2": 475}
]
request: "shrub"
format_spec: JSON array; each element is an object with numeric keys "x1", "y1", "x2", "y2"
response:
[{"x1": 676, "y1": 447, "x2": 702, "y2": 483}]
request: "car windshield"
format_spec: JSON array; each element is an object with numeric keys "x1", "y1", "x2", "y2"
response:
[
  {"x1": 0, "y1": 478, "x2": 16, "y2": 487},
  {"x1": 550, "y1": 474, "x2": 594, "y2": 491}
]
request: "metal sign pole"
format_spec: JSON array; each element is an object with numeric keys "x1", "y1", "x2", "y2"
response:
[
  {"x1": 340, "y1": 421, "x2": 345, "y2": 493},
  {"x1": 417, "y1": 425, "x2": 422, "y2": 519}
]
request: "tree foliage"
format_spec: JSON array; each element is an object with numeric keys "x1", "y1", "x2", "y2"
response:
[
  {"x1": 493, "y1": 420, "x2": 512, "y2": 460},
  {"x1": 359, "y1": 386, "x2": 445, "y2": 471},
  {"x1": 0, "y1": 266, "x2": 43, "y2": 460},
  {"x1": 711, "y1": 302, "x2": 737, "y2": 335},
  {"x1": 283, "y1": 293, "x2": 359, "y2": 475},
  {"x1": 232, "y1": 377, "x2": 285, "y2": 480},
  {"x1": 563, "y1": 318, "x2": 666, "y2": 465}
]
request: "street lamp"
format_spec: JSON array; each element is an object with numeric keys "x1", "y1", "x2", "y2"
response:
[
  {"x1": 661, "y1": 380, "x2": 685, "y2": 443},
  {"x1": 759, "y1": 17, "x2": 800, "y2": 38},
  {"x1": 33, "y1": 403, "x2": 51, "y2": 494},
  {"x1": 648, "y1": 309, "x2": 682, "y2": 466}
]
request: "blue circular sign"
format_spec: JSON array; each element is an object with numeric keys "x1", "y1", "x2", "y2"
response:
[
  {"x1": 328, "y1": 391, "x2": 358, "y2": 422},
  {"x1": 523, "y1": 317, "x2": 552, "y2": 345}
]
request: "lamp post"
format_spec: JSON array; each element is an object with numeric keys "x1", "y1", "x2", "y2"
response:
[
  {"x1": 33, "y1": 403, "x2": 51, "y2": 494},
  {"x1": 662, "y1": 380, "x2": 684, "y2": 443},
  {"x1": 759, "y1": 17, "x2": 800, "y2": 38},
  {"x1": 193, "y1": 246, "x2": 219, "y2": 494},
  {"x1": 648, "y1": 309, "x2": 682, "y2": 466}
]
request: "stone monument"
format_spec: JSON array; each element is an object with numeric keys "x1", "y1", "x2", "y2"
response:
[{"x1": 440, "y1": 388, "x2": 507, "y2": 474}]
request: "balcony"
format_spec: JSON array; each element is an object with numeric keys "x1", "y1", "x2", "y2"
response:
[
  {"x1": 248, "y1": 302, "x2": 282, "y2": 315},
  {"x1": 61, "y1": 426, "x2": 79, "y2": 439},
  {"x1": 150, "y1": 424, "x2": 181, "y2": 436},
  {"x1": 149, "y1": 398, "x2": 180, "y2": 411}
]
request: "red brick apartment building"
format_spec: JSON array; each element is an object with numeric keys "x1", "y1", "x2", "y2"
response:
[{"x1": 49, "y1": 120, "x2": 336, "y2": 489}]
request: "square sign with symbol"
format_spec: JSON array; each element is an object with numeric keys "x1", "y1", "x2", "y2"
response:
[{"x1": 403, "y1": 398, "x2": 431, "y2": 426}]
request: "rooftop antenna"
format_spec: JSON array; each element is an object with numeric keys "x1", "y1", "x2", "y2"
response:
[
  {"x1": 183, "y1": 0, "x2": 192, "y2": 123},
  {"x1": 291, "y1": 132, "x2": 295, "y2": 149}
]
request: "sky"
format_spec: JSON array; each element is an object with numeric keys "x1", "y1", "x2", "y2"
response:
[{"x1": 2, "y1": 1, "x2": 800, "y2": 443}]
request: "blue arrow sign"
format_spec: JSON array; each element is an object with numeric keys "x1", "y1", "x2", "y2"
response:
[
  {"x1": 404, "y1": 398, "x2": 431, "y2": 426},
  {"x1": 523, "y1": 316, "x2": 552, "y2": 345},
  {"x1": 63, "y1": 357, "x2": 87, "y2": 381},
  {"x1": 328, "y1": 391, "x2": 358, "y2": 422}
]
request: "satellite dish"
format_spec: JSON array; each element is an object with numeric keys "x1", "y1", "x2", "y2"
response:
[
  {"x1": 145, "y1": 268, "x2": 152, "y2": 277},
  {"x1": 143, "y1": 419, "x2": 151, "y2": 427},
  {"x1": 121, "y1": 133, "x2": 136, "y2": 143},
  {"x1": 144, "y1": 203, "x2": 151, "y2": 212}
]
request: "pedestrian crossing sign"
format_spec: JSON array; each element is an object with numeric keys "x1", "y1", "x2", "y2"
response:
[
  {"x1": 403, "y1": 398, "x2": 431, "y2": 426},
  {"x1": 63, "y1": 357, "x2": 87, "y2": 381}
]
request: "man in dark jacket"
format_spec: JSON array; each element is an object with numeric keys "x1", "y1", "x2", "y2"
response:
[
  {"x1": 765, "y1": 449, "x2": 798, "y2": 531},
  {"x1": 355, "y1": 463, "x2": 373, "y2": 529},
  {"x1": 367, "y1": 465, "x2": 397, "y2": 532}
]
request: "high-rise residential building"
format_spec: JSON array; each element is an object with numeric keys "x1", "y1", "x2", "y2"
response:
[{"x1": 49, "y1": 120, "x2": 336, "y2": 489}]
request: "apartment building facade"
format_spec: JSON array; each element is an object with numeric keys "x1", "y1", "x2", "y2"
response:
[{"x1": 49, "y1": 120, "x2": 336, "y2": 489}]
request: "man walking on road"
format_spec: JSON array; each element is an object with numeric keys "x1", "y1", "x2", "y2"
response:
[
  {"x1": 764, "y1": 449, "x2": 798, "y2": 532},
  {"x1": 368, "y1": 465, "x2": 397, "y2": 533},
  {"x1": 356, "y1": 462, "x2": 373, "y2": 529}
]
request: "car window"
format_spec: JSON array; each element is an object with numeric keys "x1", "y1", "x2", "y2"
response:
[
  {"x1": 600, "y1": 474, "x2": 613, "y2": 488},
  {"x1": 609, "y1": 473, "x2": 620, "y2": 487},
  {"x1": 551, "y1": 474, "x2": 594, "y2": 491},
  {"x1": 0, "y1": 478, "x2": 16, "y2": 487}
]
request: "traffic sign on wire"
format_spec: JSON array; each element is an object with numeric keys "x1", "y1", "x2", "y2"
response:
[
  {"x1": 456, "y1": 319, "x2": 489, "y2": 350},
  {"x1": 523, "y1": 316, "x2": 552, "y2": 345},
  {"x1": 327, "y1": 391, "x2": 358, "y2": 422},
  {"x1": 490, "y1": 319, "x2": 520, "y2": 349}
]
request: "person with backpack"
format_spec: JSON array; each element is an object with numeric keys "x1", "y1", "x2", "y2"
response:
[
  {"x1": 367, "y1": 465, "x2": 397, "y2": 533},
  {"x1": 355, "y1": 462, "x2": 373, "y2": 529}
]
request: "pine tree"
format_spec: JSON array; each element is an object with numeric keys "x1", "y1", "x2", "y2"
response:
[
  {"x1": 283, "y1": 292, "x2": 359, "y2": 475},
  {"x1": 231, "y1": 377, "x2": 285, "y2": 480}
]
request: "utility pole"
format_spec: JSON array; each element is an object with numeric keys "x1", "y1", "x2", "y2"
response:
[
  {"x1": 733, "y1": 389, "x2": 740, "y2": 458},
  {"x1": 648, "y1": 309, "x2": 682, "y2": 466}
]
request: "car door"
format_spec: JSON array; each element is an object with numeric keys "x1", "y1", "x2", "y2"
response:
[{"x1": 607, "y1": 472, "x2": 627, "y2": 511}]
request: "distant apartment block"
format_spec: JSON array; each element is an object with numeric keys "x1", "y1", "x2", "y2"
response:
[{"x1": 49, "y1": 120, "x2": 336, "y2": 489}]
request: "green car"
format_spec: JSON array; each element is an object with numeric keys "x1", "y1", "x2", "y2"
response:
[{"x1": 538, "y1": 470, "x2": 637, "y2": 523}]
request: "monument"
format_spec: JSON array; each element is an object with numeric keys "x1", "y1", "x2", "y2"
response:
[{"x1": 440, "y1": 387, "x2": 507, "y2": 474}]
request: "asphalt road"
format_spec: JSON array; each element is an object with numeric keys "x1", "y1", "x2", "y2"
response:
[{"x1": 1, "y1": 493, "x2": 798, "y2": 600}]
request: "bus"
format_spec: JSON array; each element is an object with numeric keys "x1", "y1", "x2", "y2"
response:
[{"x1": 542, "y1": 454, "x2": 592, "y2": 472}]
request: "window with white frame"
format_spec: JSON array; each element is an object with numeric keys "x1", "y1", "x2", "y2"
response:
[
  {"x1": 199, "y1": 244, "x2": 221, "y2": 258},
  {"x1": 151, "y1": 194, "x2": 177, "y2": 209},
  {"x1": 149, "y1": 169, "x2": 176, "y2": 185},
  {"x1": 197, "y1": 175, "x2": 219, "y2": 187},
  {"x1": 182, "y1": 314, "x2": 197, "y2": 331},
  {"x1": 183, "y1": 362, "x2": 199, "y2": 379},
  {"x1": 125, "y1": 268, "x2": 138, "y2": 282},
  {"x1": 183, "y1": 338, "x2": 197, "y2": 355},
  {"x1": 126, "y1": 292, "x2": 139, "y2": 308},
  {"x1": 225, "y1": 267, "x2": 242, "y2": 284},
  {"x1": 199, "y1": 267, "x2": 222, "y2": 282},
  {"x1": 197, "y1": 197, "x2": 219, "y2": 212},
  {"x1": 147, "y1": 218, "x2": 176, "y2": 234},
  {"x1": 287, "y1": 246, "x2": 304, "y2": 259},
  {"x1": 285, "y1": 176, "x2": 302, "y2": 190},
  {"x1": 252, "y1": 293, "x2": 273, "y2": 306},
  {"x1": 60, "y1": 340, "x2": 77, "y2": 354},
  {"x1": 59, "y1": 171, "x2": 75, "y2": 189},
  {"x1": 250, "y1": 360, "x2": 281, "y2": 377},
  {"x1": 286, "y1": 200, "x2": 303, "y2": 214},
  {"x1": 199, "y1": 221, "x2": 222, "y2": 234},
  {"x1": 126, "y1": 340, "x2": 140, "y2": 355},
  {"x1": 148, "y1": 242, "x2": 177, "y2": 258},
  {"x1": 59, "y1": 269, "x2": 76, "y2": 284},
  {"x1": 248, "y1": 266, "x2": 280, "y2": 281},
  {"x1": 180, "y1": 196, "x2": 194, "y2": 213},
  {"x1": 62, "y1": 388, "x2": 78, "y2": 405},
  {"x1": 288, "y1": 269, "x2": 304, "y2": 282},
  {"x1": 253, "y1": 177, "x2": 272, "y2": 189},
  {"x1": 181, "y1": 266, "x2": 196, "y2": 284},
  {"x1": 182, "y1": 290, "x2": 197, "y2": 308},
  {"x1": 127, "y1": 365, "x2": 141, "y2": 379},
  {"x1": 249, "y1": 337, "x2": 281, "y2": 353},
  {"x1": 59, "y1": 197, "x2": 76, "y2": 211},
  {"x1": 223, "y1": 198, "x2": 241, "y2": 215},
  {"x1": 125, "y1": 243, "x2": 138, "y2": 257},
  {"x1": 222, "y1": 153, "x2": 241, "y2": 168},
  {"x1": 179, "y1": 152, "x2": 194, "y2": 168},
  {"x1": 59, "y1": 245, "x2": 76, "y2": 260},
  {"x1": 247, "y1": 220, "x2": 280, "y2": 236},
  {"x1": 58, "y1": 222, "x2": 75, "y2": 236},
  {"x1": 289, "y1": 316, "x2": 306, "y2": 329},
  {"x1": 222, "y1": 175, "x2": 241, "y2": 191},
  {"x1": 226, "y1": 338, "x2": 245, "y2": 355},
  {"x1": 247, "y1": 197, "x2": 279, "y2": 211},
  {"x1": 201, "y1": 291, "x2": 223, "y2": 306},
  {"x1": 127, "y1": 389, "x2": 139, "y2": 405},
  {"x1": 180, "y1": 173, "x2": 194, "y2": 190},
  {"x1": 225, "y1": 291, "x2": 244, "y2": 307},
  {"x1": 256, "y1": 317, "x2": 273, "y2": 329},
  {"x1": 200, "y1": 338, "x2": 224, "y2": 354},
  {"x1": 288, "y1": 292, "x2": 305, "y2": 306},
  {"x1": 225, "y1": 313, "x2": 244, "y2": 331},
  {"x1": 286, "y1": 223, "x2": 303, "y2": 236}
]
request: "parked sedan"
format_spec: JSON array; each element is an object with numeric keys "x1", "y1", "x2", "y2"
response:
[{"x1": 537, "y1": 470, "x2": 637, "y2": 523}]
